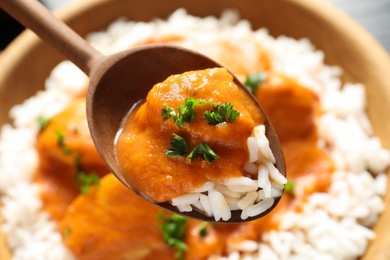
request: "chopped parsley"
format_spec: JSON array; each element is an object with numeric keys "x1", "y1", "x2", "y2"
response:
[
  {"x1": 188, "y1": 143, "x2": 219, "y2": 164},
  {"x1": 72, "y1": 126, "x2": 79, "y2": 134},
  {"x1": 63, "y1": 225, "x2": 73, "y2": 238},
  {"x1": 162, "y1": 98, "x2": 213, "y2": 128},
  {"x1": 177, "y1": 98, "x2": 204, "y2": 125},
  {"x1": 166, "y1": 133, "x2": 189, "y2": 157},
  {"x1": 284, "y1": 180, "x2": 295, "y2": 195},
  {"x1": 54, "y1": 129, "x2": 65, "y2": 148},
  {"x1": 162, "y1": 98, "x2": 240, "y2": 127},
  {"x1": 63, "y1": 147, "x2": 72, "y2": 156},
  {"x1": 162, "y1": 104, "x2": 178, "y2": 123},
  {"x1": 244, "y1": 72, "x2": 267, "y2": 94},
  {"x1": 163, "y1": 98, "x2": 240, "y2": 127},
  {"x1": 36, "y1": 115, "x2": 51, "y2": 131},
  {"x1": 76, "y1": 171, "x2": 100, "y2": 194},
  {"x1": 157, "y1": 212, "x2": 188, "y2": 260},
  {"x1": 198, "y1": 222, "x2": 209, "y2": 238},
  {"x1": 54, "y1": 129, "x2": 74, "y2": 155},
  {"x1": 204, "y1": 102, "x2": 240, "y2": 125},
  {"x1": 163, "y1": 98, "x2": 239, "y2": 164},
  {"x1": 73, "y1": 154, "x2": 100, "y2": 194},
  {"x1": 166, "y1": 134, "x2": 219, "y2": 164}
]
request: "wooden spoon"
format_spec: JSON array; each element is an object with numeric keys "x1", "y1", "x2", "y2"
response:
[{"x1": 1, "y1": 0, "x2": 286, "y2": 222}]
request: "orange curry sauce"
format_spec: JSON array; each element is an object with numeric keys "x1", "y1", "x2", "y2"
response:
[{"x1": 115, "y1": 68, "x2": 263, "y2": 202}]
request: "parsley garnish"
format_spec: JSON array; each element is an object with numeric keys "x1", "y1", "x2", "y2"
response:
[
  {"x1": 284, "y1": 180, "x2": 295, "y2": 195},
  {"x1": 188, "y1": 143, "x2": 219, "y2": 164},
  {"x1": 162, "y1": 98, "x2": 212, "y2": 128},
  {"x1": 166, "y1": 133, "x2": 189, "y2": 157},
  {"x1": 37, "y1": 115, "x2": 51, "y2": 131},
  {"x1": 63, "y1": 147, "x2": 72, "y2": 156},
  {"x1": 162, "y1": 104, "x2": 178, "y2": 124},
  {"x1": 74, "y1": 154, "x2": 100, "y2": 194},
  {"x1": 177, "y1": 98, "x2": 201, "y2": 125},
  {"x1": 54, "y1": 129, "x2": 74, "y2": 155},
  {"x1": 157, "y1": 212, "x2": 188, "y2": 260},
  {"x1": 54, "y1": 129, "x2": 65, "y2": 148},
  {"x1": 244, "y1": 72, "x2": 267, "y2": 94},
  {"x1": 163, "y1": 98, "x2": 238, "y2": 164},
  {"x1": 63, "y1": 225, "x2": 72, "y2": 238},
  {"x1": 76, "y1": 171, "x2": 100, "y2": 194},
  {"x1": 163, "y1": 98, "x2": 240, "y2": 127},
  {"x1": 198, "y1": 222, "x2": 208, "y2": 238},
  {"x1": 166, "y1": 134, "x2": 219, "y2": 164},
  {"x1": 72, "y1": 126, "x2": 79, "y2": 134},
  {"x1": 204, "y1": 102, "x2": 240, "y2": 125}
]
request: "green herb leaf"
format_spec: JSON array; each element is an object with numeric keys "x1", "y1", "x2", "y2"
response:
[
  {"x1": 157, "y1": 212, "x2": 188, "y2": 260},
  {"x1": 204, "y1": 102, "x2": 240, "y2": 125},
  {"x1": 74, "y1": 153, "x2": 82, "y2": 171},
  {"x1": 162, "y1": 104, "x2": 177, "y2": 122},
  {"x1": 162, "y1": 98, "x2": 212, "y2": 128},
  {"x1": 63, "y1": 225, "x2": 73, "y2": 238},
  {"x1": 54, "y1": 129, "x2": 74, "y2": 155},
  {"x1": 244, "y1": 72, "x2": 267, "y2": 94},
  {"x1": 284, "y1": 180, "x2": 295, "y2": 195},
  {"x1": 177, "y1": 101, "x2": 195, "y2": 124},
  {"x1": 166, "y1": 133, "x2": 189, "y2": 157},
  {"x1": 76, "y1": 172, "x2": 100, "y2": 194},
  {"x1": 63, "y1": 147, "x2": 72, "y2": 156},
  {"x1": 198, "y1": 222, "x2": 208, "y2": 238},
  {"x1": 188, "y1": 143, "x2": 219, "y2": 164},
  {"x1": 37, "y1": 115, "x2": 51, "y2": 131},
  {"x1": 54, "y1": 129, "x2": 65, "y2": 148}
]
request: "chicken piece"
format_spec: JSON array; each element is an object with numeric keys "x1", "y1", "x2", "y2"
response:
[
  {"x1": 256, "y1": 72, "x2": 334, "y2": 197},
  {"x1": 255, "y1": 72, "x2": 320, "y2": 142},
  {"x1": 35, "y1": 98, "x2": 109, "y2": 221},
  {"x1": 60, "y1": 174, "x2": 175, "y2": 260}
]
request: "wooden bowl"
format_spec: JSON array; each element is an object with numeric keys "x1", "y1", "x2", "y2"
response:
[{"x1": 1, "y1": 0, "x2": 390, "y2": 259}]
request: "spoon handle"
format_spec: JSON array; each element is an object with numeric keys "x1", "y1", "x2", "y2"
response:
[{"x1": 0, "y1": 0, "x2": 103, "y2": 75}]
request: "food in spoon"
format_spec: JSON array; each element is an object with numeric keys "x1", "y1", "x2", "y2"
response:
[
  {"x1": 115, "y1": 67, "x2": 286, "y2": 221},
  {"x1": 1, "y1": 9, "x2": 389, "y2": 260}
]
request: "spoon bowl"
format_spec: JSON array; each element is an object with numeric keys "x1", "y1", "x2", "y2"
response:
[
  {"x1": 0, "y1": 0, "x2": 285, "y2": 222},
  {"x1": 88, "y1": 44, "x2": 286, "y2": 222}
]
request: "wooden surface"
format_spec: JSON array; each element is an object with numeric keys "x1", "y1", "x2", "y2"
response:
[
  {"x1": 0, "y1": 0, "x2": 390, "y2": 259},
  {"x1": 40, "y1": 0, "x2": 390, "y2": 53},
  {"x1": 329, "y1": 0, "x2": 390, "y2": 53}
]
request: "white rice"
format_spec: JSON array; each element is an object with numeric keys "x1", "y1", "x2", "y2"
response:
[
  {"x1": 1, "y1": 8, "x2": 389, "y2": 259},
  {"x1": 171, "y1": 124, "x2": 286, "y2": 221}
]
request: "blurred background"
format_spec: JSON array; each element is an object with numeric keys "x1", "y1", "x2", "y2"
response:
[{"x1": 0, "y1": 0, "x2": 389, "y2": 52}]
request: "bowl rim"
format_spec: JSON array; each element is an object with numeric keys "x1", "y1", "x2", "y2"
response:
[
  {"x1": 0, "y1": 0, "x2": 390, "y2": 259},
  {"x1": 0, "y1": 0, "x2": 389, "y2": 79}
]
